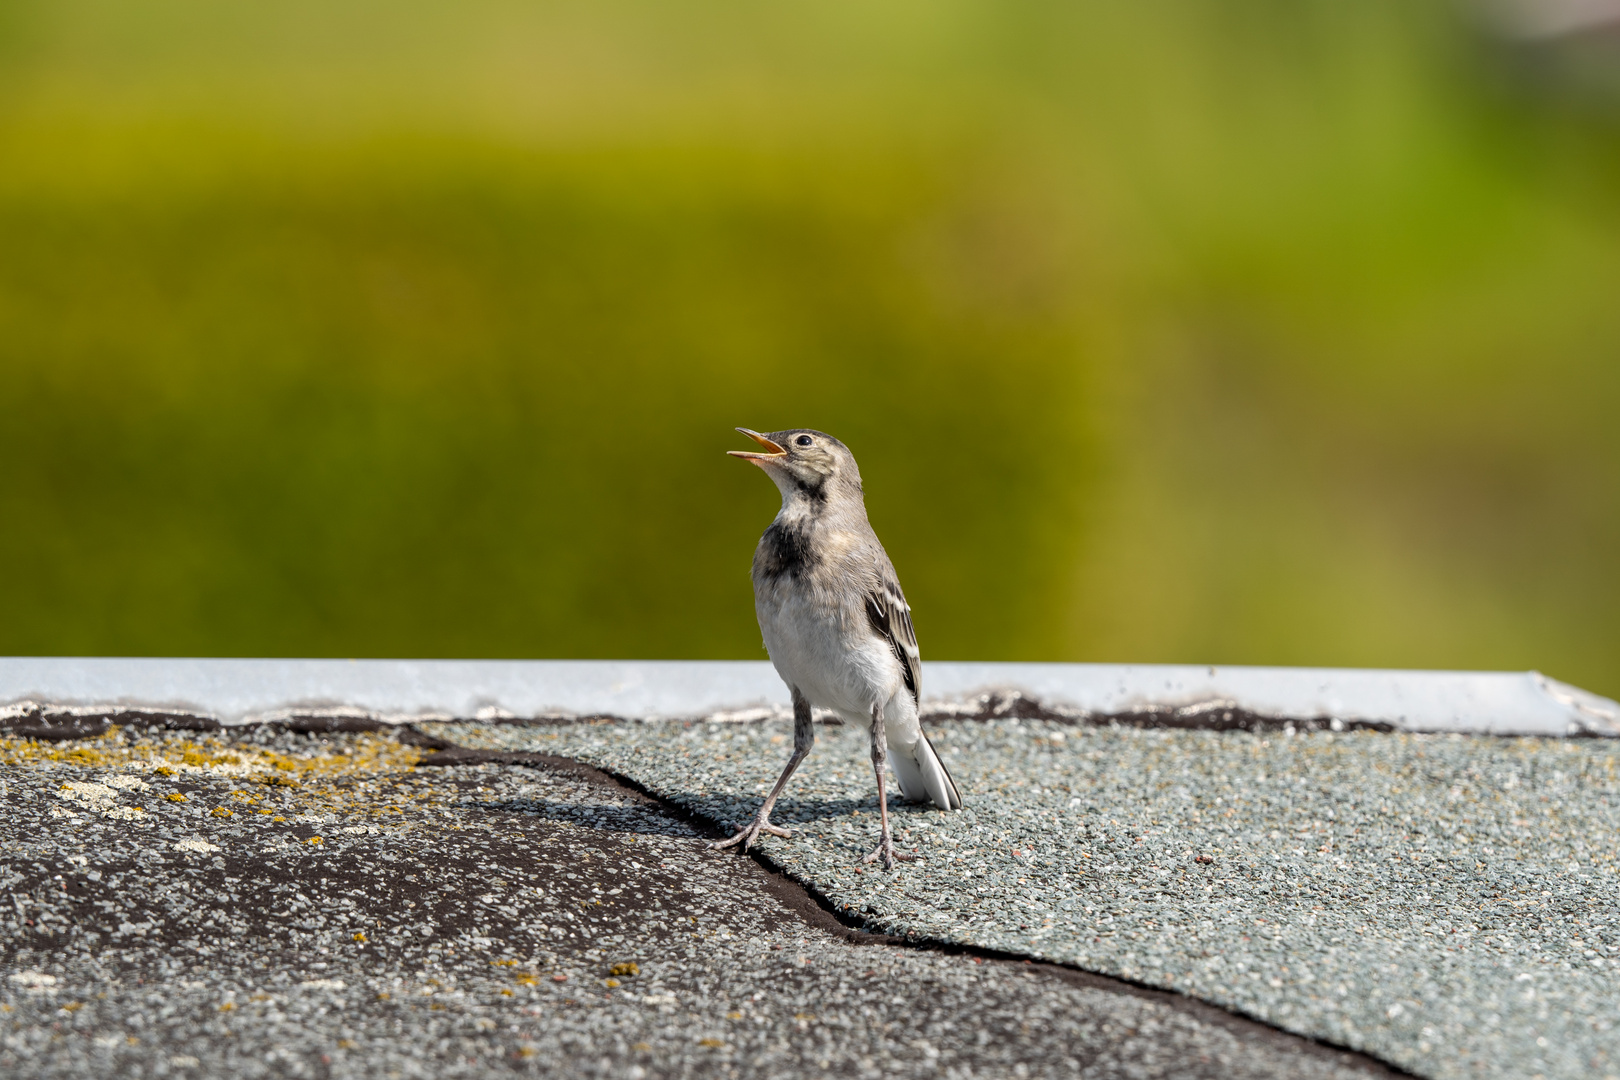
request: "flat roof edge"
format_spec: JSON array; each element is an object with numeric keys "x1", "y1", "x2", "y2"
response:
[{"x1": 0, "y1": 658, "x2": 1614, "y2": 737}]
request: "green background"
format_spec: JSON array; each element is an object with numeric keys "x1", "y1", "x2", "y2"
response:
[{"x1": 2, "y1": 1, "x2": 1617, "y2": 696}]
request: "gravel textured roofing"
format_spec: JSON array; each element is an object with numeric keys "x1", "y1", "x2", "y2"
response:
[
  {"x1": 437, "y1": 715, "x2": 1620, "y2": 1080},
  {"x1": 1, "y1": 720, "x2": 1396, "y2": 1079}
]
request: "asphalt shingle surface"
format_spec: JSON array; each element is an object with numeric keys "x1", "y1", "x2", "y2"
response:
[
  {"x1": 1, "y1": 722, "x2": 1390, "y2": 1079},
  {"x1": 439, "y1": 716, "x2": 1620, "y2": 1080}
]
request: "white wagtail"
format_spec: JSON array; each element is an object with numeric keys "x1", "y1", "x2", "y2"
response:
[{"x1": 712, "y1": 428, "x2": 962, "y2": 870}]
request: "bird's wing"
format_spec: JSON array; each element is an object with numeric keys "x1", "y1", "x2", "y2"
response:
[{"x1": 864, "y1": 574, "x2": 921, "y2": 706}]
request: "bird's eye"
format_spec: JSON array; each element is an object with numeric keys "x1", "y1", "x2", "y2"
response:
[{"x1": 795, "y1": 435, "x2": 813, "y2": 447}]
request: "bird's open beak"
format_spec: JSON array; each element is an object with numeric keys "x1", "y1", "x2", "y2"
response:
[{"x1": 728, "y1": 428, "x2": 787, "y2": 464}]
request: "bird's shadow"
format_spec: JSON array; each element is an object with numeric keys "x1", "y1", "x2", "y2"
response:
[
  {"x1": 473, "y1": 798, "x2": 697, "y2": 838},
  {"x1": 764, "y1": 796, "x2": 906, "y2": 825},
  {"x1": 475, "y1": 791, "x2": 932, "y2": 837},
  {"x1": 709, "y1": 793, "x2": 950, "y2": 838}
]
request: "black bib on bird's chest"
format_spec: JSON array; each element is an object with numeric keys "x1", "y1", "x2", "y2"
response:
[
  {"x1": 758, "y1": 518, "x2": 819, "y2": 581},
  {"x1": 757, "y1": 474, "x2": 830, "y2": 582}
]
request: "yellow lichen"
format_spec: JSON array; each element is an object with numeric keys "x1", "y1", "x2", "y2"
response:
[{"x1": 5, "y1": 728, "x2": 437, "y2": 838}]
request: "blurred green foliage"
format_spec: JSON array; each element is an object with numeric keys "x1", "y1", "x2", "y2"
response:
[{"x1": 1, "y1": 1, "x2": 1616, "y2": 694}]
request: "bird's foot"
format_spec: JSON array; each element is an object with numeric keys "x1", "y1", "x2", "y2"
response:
[
  {"x1": 710, "y1": 811, "x2": 792, "y2": 853},
  {"x1": 861, "y1": 834, "x2": 917, "y2": 871}
]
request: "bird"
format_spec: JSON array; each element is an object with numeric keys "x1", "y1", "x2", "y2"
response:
[{"x1": 712, "y1": 427, "x2": 962, "y2": 870}]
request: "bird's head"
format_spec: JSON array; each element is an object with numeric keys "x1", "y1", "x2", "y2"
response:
[{"x1": 729, "y1": 428, "x2": 862, "y2": 504}]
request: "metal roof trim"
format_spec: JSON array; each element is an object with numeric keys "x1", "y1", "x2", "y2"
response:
[{"x1": 0, "y1": 657, "x2": 1614, "y2": 736}]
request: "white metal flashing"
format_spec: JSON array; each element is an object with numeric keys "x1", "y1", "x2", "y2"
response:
[{"x1": 0, "y1": 657, "x2": 1615, "y2": 737}]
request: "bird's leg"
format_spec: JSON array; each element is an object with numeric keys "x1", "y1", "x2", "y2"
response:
[
  {"x1": 711, "y1": 690, "x2": 816, "y2": 853},
  {"x1": 862, "y1": 701, "x2": 916, "y2": 870}
]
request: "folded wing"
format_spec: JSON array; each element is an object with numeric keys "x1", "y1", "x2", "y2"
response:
[{"x1": 864, "y1": 577, "x2": 962, "y2": 810}]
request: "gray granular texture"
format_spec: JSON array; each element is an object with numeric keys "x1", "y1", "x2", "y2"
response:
[
  {"x1": 438, "y1": 717, "x2": 1620, "y2": 1080},
  {"x1": 2, "y1": 725, "x2": 1384, "y2": 1079}
]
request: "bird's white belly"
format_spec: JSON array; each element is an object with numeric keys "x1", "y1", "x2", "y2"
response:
[{"x1": 756, "y1": 590, "x2": 899, "y2": 718}]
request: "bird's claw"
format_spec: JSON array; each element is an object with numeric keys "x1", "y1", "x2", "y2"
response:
[
  {"x1": 861, "y1": 836, "x2": 917, "y2": 871},
  {"x1": 711, "y1": 813, "x2": 792, "y2": 853}
]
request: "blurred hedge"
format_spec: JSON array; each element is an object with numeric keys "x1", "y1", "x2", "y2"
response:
[{"x1": 1, "y1": 1, "x2": 1616, "y2": 695}]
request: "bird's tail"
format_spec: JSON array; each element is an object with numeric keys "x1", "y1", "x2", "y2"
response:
[{"x1": 891, "y1": 727, "x2": 963, "y2": 811}]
